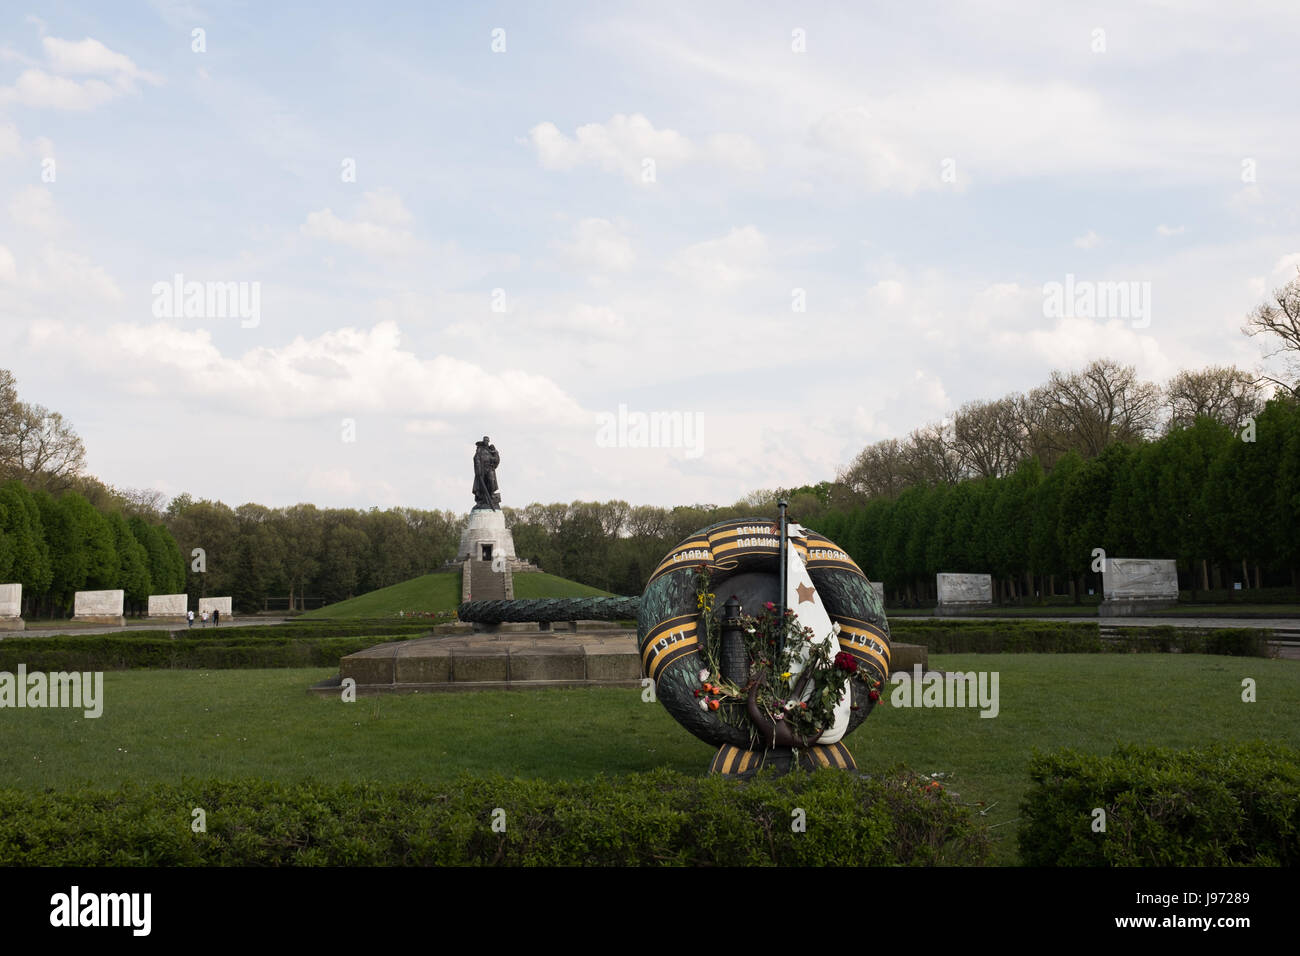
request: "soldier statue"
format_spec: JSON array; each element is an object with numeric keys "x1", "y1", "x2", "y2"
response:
[{"x1": 472, "y1": 436, "x2": 501, "y2": 510}]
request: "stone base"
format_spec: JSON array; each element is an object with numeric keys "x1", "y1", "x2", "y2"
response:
[
  {"x1": 148, "y1": 615, "x2": 188, "y2": 625},
  {"x1": 1100, "y1": 600, "x2": 1177, "y2": 617},
  {"x1": 888, "y1": 642, "x2": 928, "y2": 675},
  {"x1": 0, "y1": 618, "x2": 25, "y2": 632},
  {"x1": 935, "y1": 603, "x2": 993, "y2": 616},
  {"x1": 709, "y1": 741, "x2": 858, "y2": 777},
  {"x1": 72, "y1": 615, "x2": 126, "y2": 627}
]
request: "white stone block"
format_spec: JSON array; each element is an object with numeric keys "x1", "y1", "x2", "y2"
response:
[
  {"x1": 457, "y1": 508, "x2": 518, "y2": 563},
  {"x1": 198, "y1": 596, "x2": 233, "y2": 619},
  {"x1": 148, "y1": 594, "x2": 188, "y2": 617},
  {"x1": 870, "y1": 581, "x2": 885, "y2": 604},
  {"x1": 74, "y1": 589, "x2": 124, "y2": 617},
  {"x1": 1103, "y1": 558, "x2": 1179, "y2": 601},
  {"x1": 937, "y1": 573, "x2": 993, "y2": 605},
  {"x1": 0, "y1": 583, "x2": 20, "y2": 618}
]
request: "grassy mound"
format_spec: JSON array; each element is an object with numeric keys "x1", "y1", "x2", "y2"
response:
[{"x1": 300, "y1": 570, "x2": 614, "y2": 619}]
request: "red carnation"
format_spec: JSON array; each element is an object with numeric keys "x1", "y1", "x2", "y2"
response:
[
  {"x1": 868, "y1": 689, "x2": 881, "y2": 702},
  {"x1": 834, "y1": 651, "x2": 858, "y2": 673}
]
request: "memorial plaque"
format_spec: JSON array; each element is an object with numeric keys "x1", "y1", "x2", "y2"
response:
[
  {"x1": 1101, "y1": 558, "x2": 1179, "y2": 615},
  {"x1": 148, "y1": 594, "x2": 189, "y2": 619},
  {"x1": 870, "y1": 581, "x2": 885, "y2": 603},
  {"x1": 937, "y1": 573, "x2": 993, "y2": 605},
  {"x1": 0, "y1": 583, "x2": 23, "y2": 631},
  {"x1": 198, "y1": 596, "x2": 233, "y2": 620},
  {"x1": 73, "y1": 589, "x2": 125, "y2": 626}
]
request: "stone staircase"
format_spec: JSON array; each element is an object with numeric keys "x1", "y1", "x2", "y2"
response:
[{"x1": 466, "y1": 558, "x2": 511, "y2": 602}]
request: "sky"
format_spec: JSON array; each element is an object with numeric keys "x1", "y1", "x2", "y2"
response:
[{"x1": 1, "y1": 1, "x2": 1298, "y2": 513}]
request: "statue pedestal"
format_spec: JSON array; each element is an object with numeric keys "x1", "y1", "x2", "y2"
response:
[{"x1": 457, "y1": 508, "x2": 518, "y2": 563}]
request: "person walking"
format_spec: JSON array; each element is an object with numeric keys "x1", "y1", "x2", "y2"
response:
[
  {"x1": 187, "y1": 609, "x2": 194, "y2": 629},
  {"x1": 213, "y1": 608, "x2": 220, "y2": 627},
  {"x1": 201, "y1": 610, "x2": 209, "y2": 627}
]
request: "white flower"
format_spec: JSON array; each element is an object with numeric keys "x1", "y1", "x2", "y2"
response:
[
  {"x1": 698, "y1": 668, "x2": 710, "y2": 682},
  {"x1": 699, "y1": 699, "x2": 709, "y2": 711},
  {"x1": 745, "y1": 626, "x2": 755, "y2": 634},
  {"x1": 784, "y1": 699, "x2": 799, "y2": 711},
  {"x1": 832, "y1": 621, "x2": 842, "y2": 636}
]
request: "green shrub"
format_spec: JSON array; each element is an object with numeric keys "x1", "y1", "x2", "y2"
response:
[
  {"x1": 1018, "y1": 742, "x2": 1300, "y2": 866},
  {"x1": 0, "y1": 769, "x2": 991, "y2": 866}
]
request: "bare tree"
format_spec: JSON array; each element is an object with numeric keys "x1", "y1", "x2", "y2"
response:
[
  {"x1": 1242, "y1": 267, "x2": 1300, "y2": 398},
  {"x1": 1162, "y1": 366, "x2": 1264, "y2": 432},
  {"x1": 1032, "y1": 359, "x2": 1161, "y2": 459},
  {"x1": 2, "y1": 403, "x2": 87, "y2": 492},
  {"x1": 951, "y1": 396, "x2": 1027, "y2": 479},
  {"x1": 837, "y1": 438, "x2": 911, "y2": 500},
  {"x1": 901, "y1": 421, "x2": 964, "y2": 485}
]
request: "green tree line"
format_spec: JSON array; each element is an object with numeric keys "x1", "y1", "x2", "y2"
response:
[{"x1": 0, "y1": 479, "x2": 186, "y2": 618}]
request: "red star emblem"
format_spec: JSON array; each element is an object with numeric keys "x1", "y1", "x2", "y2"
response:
[{"x1": 795, "y1": 582, "x2": 816, "y2": 605}]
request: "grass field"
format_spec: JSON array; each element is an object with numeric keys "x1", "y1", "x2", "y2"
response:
[
  {"x1": 3, "y1": 653, "x2": 1295, "y2": 864},
  {"x1": 888, "y1": 603, "x2": 1300, "y2": 618},
  {"x1": 299, "y1": 570, "x2": 614, "y2": 620}
]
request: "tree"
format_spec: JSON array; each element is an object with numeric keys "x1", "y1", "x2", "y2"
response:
[
  {"x1": 0, "y1": 370, "x2": 87, "y2": 493},
  {"x1": 108, "y1": 511, "x2": 152, "y2": 613},
  {"x1": 951, "y1": 396, "x2": 1027, "y2": 479},
  {"x1": 1031, "y1": 359, "x2": 1161, "y2": 461},
  {"x1": 1163, "y1": 366, "x2": 1263, "y2": 433},
  {"x1": 1242, "y1": 267, "x2": 1300, "y2": 398}
]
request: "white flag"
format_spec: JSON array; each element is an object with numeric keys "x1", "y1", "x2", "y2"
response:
[{"x1": 783, "y1": 523, "x2": 851, "y2": 744}]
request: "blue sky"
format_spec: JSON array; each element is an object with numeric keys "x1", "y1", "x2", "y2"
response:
[{"x1": 2, "y1": 1, "x2": 1298, "y2": 511}]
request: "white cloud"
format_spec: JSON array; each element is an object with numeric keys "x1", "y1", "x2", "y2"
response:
[
  {"x1": 549, "y1": 218, "x2": 634, "y2": 272},
  {"x1": 1156, "y1": 224, "x2": 1185, "y2": 236},
  {"x1": 42, "y1": 37, "x2": 160, "y2": 83},
  {"x1": 669, "y1": 225, "x2": 767, "y2": 284},
  {"x1": 301, "y1": 190, "x2": 425, "y2": 257},
  {"x1": 1074, "y1": 230, "x2": 1102, "y2": 249},
  {"x1": 528, "y1": 113, "x2": 761, "y2": 183},
  {"x1": 30, "y1": 319, "x2": 589, "y2": 424},
  {"x1": 0, "y1": 37, "x2": 160, "y2": 110},
  {"x1": 531, "y1": 303, "x2": 626, "y2": 338}
]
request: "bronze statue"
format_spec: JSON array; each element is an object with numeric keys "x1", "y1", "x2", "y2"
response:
[{"x1": 472, "y1": 436, "x2": 501, "y2": 510}]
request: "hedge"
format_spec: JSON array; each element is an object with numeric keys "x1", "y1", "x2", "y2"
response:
[
  {"x1": 890, "y1": 620, "x2": 1274, "y2": 657},
  {"x1": 0, "y1": 634, "x2": 401, "y2": 672},
  {"x1": 0, "y1": 769, "x2": 991, "y2": 866},
  {"x1": 1018, "y1": 742, "x2": 1300, "y2": 866}
]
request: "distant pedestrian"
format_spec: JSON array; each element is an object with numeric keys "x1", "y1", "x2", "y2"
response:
[
  {"x1": 213, "y1": 608, "x2": 220, "y2": 627},
  {"x1": 187, "y1": 609, "x2": 194, "y2": 629},
  {"x1": 201, "y1": 610, "x2": 209, "y2": 627}
]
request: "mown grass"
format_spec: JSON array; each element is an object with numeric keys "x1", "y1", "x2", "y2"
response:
[{"x1": 2, "y1": 654, "x2": 1295, "y2": 864}]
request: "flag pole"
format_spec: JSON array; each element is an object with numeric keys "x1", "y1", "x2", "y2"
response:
[{"x1": 776, "y1": 499, "x2": 788, "y2": 659}]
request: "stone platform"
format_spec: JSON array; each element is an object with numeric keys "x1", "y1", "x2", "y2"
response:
[
  {"x1": 325, "y1": 631, "x2": 927, "y2": 696},
  {"x1": 329, "y1": 628, "x2": 644, "y2": 695}
]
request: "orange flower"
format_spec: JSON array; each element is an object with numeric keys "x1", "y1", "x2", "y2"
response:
[{"x1": 708, "y1": 699, "x2": 720, "y2": 711}]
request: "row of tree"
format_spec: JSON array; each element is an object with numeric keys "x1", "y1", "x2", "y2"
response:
[
  {"x1": 836, "y1": 361, "x2": 1265, "y2": 501},
  {"x1": 0, "y1": 480, "x2": 186, "y2": 618},
  {"x1": 161, "y1": 496, "x2": 463, "y2": 612},
  {"x1": 810, "y1": 397, "x2": 1300, "y2": 603}
]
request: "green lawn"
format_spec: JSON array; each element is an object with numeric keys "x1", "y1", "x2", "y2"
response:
[
  {"x1": 300, "y1": 570, "x2": 614, "y2": 620},
  {"x1": 3, "y1": 654, "x2": 1295, "y2": 864}
]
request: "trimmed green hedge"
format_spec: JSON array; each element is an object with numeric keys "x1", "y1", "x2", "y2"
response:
[
  {"x1": 0, "y1": 634, "x2": 402, "y2": 672},
  {"x1": 0, "y1": 769, "x2": 990, "y2": 866},
  {"x1": 1018, "y1": 743, "x2": 1300, "y2": 866},
  {"x1": 890, "y1": 620, "x2": 1273, "y2": 657}
]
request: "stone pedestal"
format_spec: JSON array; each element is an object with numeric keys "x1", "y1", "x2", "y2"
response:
[
  {"x1": 936, "y1": 573, "x2": 993, "y2": 615},
  {"x1": 73, "y1": 589, "x2": 125, "y2": 626},
  {"x1": 457, "y1": 508, "x2": 518, "y2": 564},
  {"x1": 1101, "y1": 558, "x2": 1179, "y2": 616},
  {"x1": 148, "y1": 593, "x2": 189, "y2": 623},
  {"x1": 0, "y1": 583, "x2": 23, "y2": 631},
  {"x1": 198, "y1": 597, "x2": 233, "y2": 620}
]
